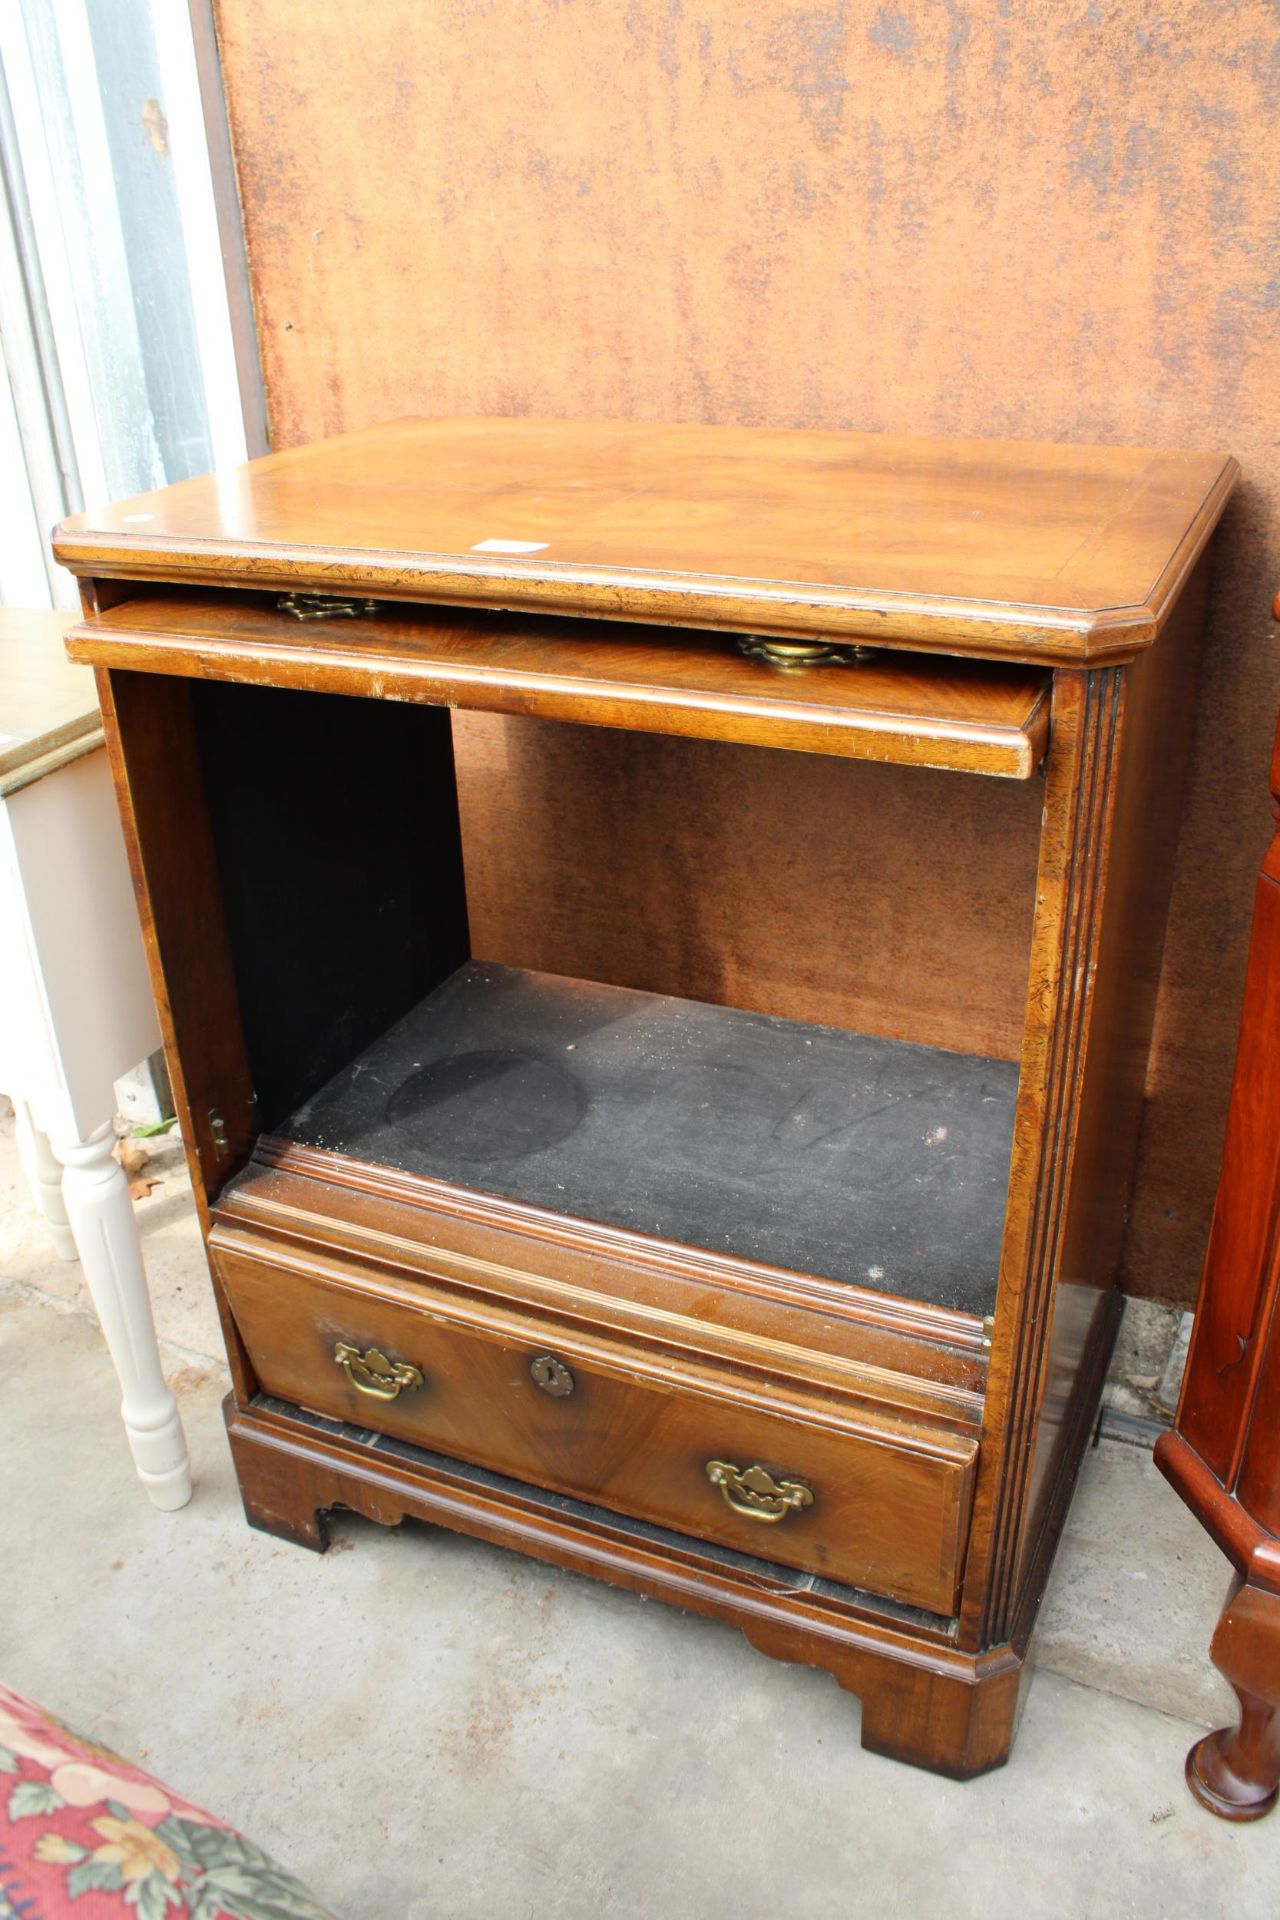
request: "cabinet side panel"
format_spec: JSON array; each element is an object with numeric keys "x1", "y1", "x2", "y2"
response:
[
  {"x1": 1237, "y1": 1272, "x2": 1280, "y2": 1529},
  {"x1": 1182, "y1": 855, "x2": 1280, "y2": 1488},
  {"x1": 97, "y1": 667, "x2": 259, "y2": 1399},
  {"x1": 957, "y1": 669, "x2": 1117, "y2": 1648},
  {"x1": 190, "y1": 681, "x2": 470, "y2": 1132},
  {"x1": 997, "y1": 564, "x2": 1208, "y2": 1624},
  {"x1": 100, "y1": 670, "x2": 258, "y2": 1208}
]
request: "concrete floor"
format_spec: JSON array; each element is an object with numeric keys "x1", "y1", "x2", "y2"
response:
[{"x1": 1, "y1": 1109, "x2": 1274, "y2": 1919}]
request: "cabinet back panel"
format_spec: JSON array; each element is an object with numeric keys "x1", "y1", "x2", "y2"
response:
[{"x1": 455, "y1": 712, "x2": 1042, "y2": 1062}]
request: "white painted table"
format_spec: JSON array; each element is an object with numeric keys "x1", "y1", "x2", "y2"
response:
[{"x1": 1, "y1": 609, "x2": 190, "y2": 1509}]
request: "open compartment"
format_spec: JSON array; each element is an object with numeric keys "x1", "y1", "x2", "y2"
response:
[{"x1": 142, "y1": 606, "x2": 1050, "y2": 1335}]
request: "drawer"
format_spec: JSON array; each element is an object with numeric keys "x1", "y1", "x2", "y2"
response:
[{"x1": 213, "y1": 1233, "x2": 978, "y2": 1615}]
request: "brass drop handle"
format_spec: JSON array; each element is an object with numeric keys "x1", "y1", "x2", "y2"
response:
[
  {"x1": 333, "y1": 1341, "x2": 424, "y2": 1401},
  {"x1": 705, "y1": 1459, "x2": 814, "y2": 1524}
]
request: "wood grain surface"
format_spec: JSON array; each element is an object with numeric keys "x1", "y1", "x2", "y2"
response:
[
  {"x1": 213, "y1": 1230, "x2": 977, "y2": 1613},
  {"x1": 220, "y1": 1149, "x2": 991, "y2": 1411},
  {"x1": 455, "y1": 709, "x2": 1042, "y2": 1062},
  {"x1": 1178, "y1": 725, "x2": 1280, "y2": 1496},
  {"x1": 205, "y1": 0, "x2": 1279, "y2": 1301},
  {"x1": 52, "y1": 418, "x2": 1233, "y2": 664},
  {"x1": 65, "y1": 590, "x2": 1052, "y2": 778}
]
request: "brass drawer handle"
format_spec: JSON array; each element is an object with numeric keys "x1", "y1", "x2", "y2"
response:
[
  {"x1": 705, "y1": 1459, "x2": 814, "y2": 1524},
  {"x1": 333, "y1": 1341, "x2": 424, "y2": 1401}
]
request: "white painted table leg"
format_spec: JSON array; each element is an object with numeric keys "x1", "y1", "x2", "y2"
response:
[
  {"x1": 13, "y1": 1100, "x2": 78, "y2": 1260},
  {"x1": 52, "y1": 1122, "x2": 192, "y2": 1510}
]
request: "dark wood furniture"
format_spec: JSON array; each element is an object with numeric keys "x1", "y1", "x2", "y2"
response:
[
  {"x1": 54, "y1": 419, "x2": 1236, "y2": 1779},
  {"x1": 1156, "y1": 600, "x2": 1280, "y2": 1821}
]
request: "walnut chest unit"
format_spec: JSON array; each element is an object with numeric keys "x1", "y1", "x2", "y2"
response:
[{"x1": 55, "y1": 419, "x2": 1236, "y2": 1780}]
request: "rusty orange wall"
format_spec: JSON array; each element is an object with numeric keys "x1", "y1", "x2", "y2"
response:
[{"x1": 213, "y1": 0, "x2": 1280, "y2": 1304}]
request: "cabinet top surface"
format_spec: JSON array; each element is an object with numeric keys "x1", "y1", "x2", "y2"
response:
[{"x1": 53, "y1": 418, "x2": 1237, "y2": 660}]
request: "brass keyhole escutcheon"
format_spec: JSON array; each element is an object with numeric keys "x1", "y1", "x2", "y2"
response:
[
  {"x1": 333, "y1": 1341, "x2": 424, "y2": 1401},
  {"x1": 705, "y1": 1459, "x2": 814, "y2": 1523},
  {"x1": 530, "y1": 1353, "x2": 575, "y2": 1398}
]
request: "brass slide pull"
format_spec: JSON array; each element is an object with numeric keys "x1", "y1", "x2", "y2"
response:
[
  {"x1": 705, "y1": 1459, "x2": 814, "y2": 1524},
  {"x1": 278, "y1": 592, "x2": 380, "y2": 621},
  {"x1": 333, "y1": 1341, "x2": 424, "y2": 1401}
]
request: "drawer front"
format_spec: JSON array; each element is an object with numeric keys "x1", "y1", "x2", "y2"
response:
[{"x1": 214, "y1": 1237, "x2": 977, "y2": 1614}]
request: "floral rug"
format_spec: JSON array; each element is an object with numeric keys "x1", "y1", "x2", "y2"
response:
[{"x1": 0, "y1": 1683, "x2": 335, "y2": 1919}]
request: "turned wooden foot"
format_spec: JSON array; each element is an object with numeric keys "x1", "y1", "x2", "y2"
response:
[{"x1": 1186, "y1": 1576, "x2": 1280, "y2": 1821}]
